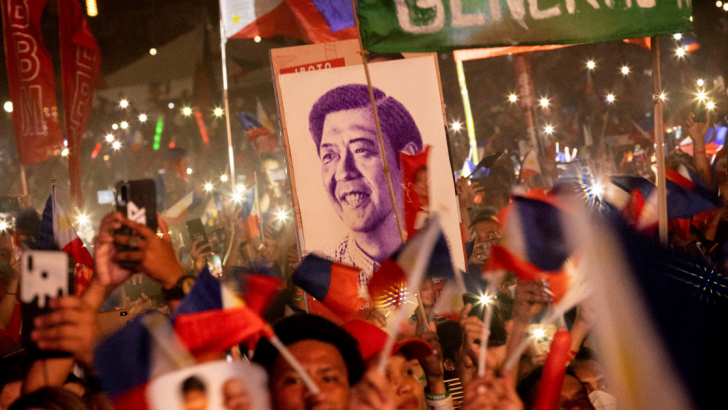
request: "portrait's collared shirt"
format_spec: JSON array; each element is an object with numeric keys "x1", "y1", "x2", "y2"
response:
[{"x1": 328, "y1": 234, "x2": 380, "y2": 293}]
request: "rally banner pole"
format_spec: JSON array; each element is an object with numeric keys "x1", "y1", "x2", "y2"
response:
[
  {"x1": 350, "y1": 0, "x2": 406, "y2": 244},
  {"x1": 652, "y1": 37, "x2": 668, "y2": 244},
  {"x1": 20, "y1": 165, "x2": 27, "y2": 195},
  {"x1": 219, "y1": 16, "x2": 236, "y2": 192},
  {"x1": 455, "y1": 60, "x2": 478, "y2": 164}
]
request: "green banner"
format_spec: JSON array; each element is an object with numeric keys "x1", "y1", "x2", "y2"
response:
[{"x1": 358, "y1": 0, "x2": 692, "y2": 53}]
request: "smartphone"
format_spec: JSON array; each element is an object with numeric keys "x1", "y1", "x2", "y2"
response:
[
  {"x1": 695, "y1": 101, "x2": 708, "y2": 124},
  {"x1": 20, "y1": 251, "x2": 72, "y2": 357},
  {"x1": 463, "y1": 293, "x2": 486, "y2": 320},
  {"x1": 97, "y1": 190, "x2": 115, "y2": 205},
  {"x1": 0, "y1": 196, "x2": 20, "y2": 213},
  {"x1": 186, "y1": 218, "x2": 209, "y2": 248},
  {"x1": 115, "y1": 179, "x2": 157, "y2": 270},
  {"x1": 527, "y1": 324, "x2": 557, "y2": 358}
]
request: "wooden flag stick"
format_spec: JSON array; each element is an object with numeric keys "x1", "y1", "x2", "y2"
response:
[
  {"x1": 652, "y1": 36, "x2": 668, "y2": 244},
  {"x1": 350, "y1": 0, "x2": 406, "y2": 244}
]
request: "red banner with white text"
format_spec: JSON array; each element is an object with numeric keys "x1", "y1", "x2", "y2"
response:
[
  {"x1": 59, "y1": 0, "x2": 100, "y2": 208},
  {"x1": 1, "y1": 0, "x2": 64, "y2": 166}
]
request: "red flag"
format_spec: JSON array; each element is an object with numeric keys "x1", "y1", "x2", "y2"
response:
[
  {"x1": 59, "y1": 0, "x2": 100, "y2": 208},
  {"x1": 174, "y1": 305, "x2": 267, "y2": 356},
  {"x1": 401, "y1": 146, "x2": 430, "y2": 240},
  {"x1": 1, "y1": 0, "x2": 64, "y2": 166}
]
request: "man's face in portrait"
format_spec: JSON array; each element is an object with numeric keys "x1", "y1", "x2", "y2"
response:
[{"x1": 319, "y1": 108, "x2": 401, "y2": 233}]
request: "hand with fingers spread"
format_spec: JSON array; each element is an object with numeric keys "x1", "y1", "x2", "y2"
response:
[
  {"x1": 349, "y1": 368, "x2": 396, "y2": 410},
  {"x1": 93, "y1": 212, "x2": 132, "y2": 290},
  {"x1": 460, "y1": 304, "x2": 486, "y2": 365},
  {"x1": 189, "y1": 237, "x2": 212, "y2": 272},
  {"x1": 30, "y1": 297, "x2": 100, "y2": 368},
  {"x1": 366, "y1": 308, "x2": 387, "y2": 328},
  {"x1": 113, "y1": 215, "x2": 184, "y2": 289},
  {"x1": 511, "y1": 280, "x2": 551, "y2": 325},
  {"x1": 462, "y1": 373, "x2": 523, "y2": 410}
]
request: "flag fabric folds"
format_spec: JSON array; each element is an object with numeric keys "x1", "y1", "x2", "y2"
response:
[
  {"x1": 219, "y1": 0, "x2": 356, "y2": 43},
  {"x1": 1, "y1": 0, "x2": 65, "y2": 166},
  {"x1": 163, "y1": 191, "x2": 205, "y2": 225},
  {"x1": 292, "y1": 254, "x2": 365, "y2": 321},
  {"x1": 401, "y1": 146, "x2": 430, "y2": 239},
  {"x1": 38, "y1": 185, "x2": 94, "y2": 295},
  {"x1": 59, "y1": 0, "x2": 100, "y2": 208},
  {"x1": 232, "y1": 259, "x2": 284, "y2": 316}
]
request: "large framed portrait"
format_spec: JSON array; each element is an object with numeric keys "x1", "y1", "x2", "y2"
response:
[{"x1": 278, "y1": 56, "x2": 464, "y2": 285}]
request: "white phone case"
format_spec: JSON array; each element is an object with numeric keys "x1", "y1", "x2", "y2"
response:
[{"x1": 21, "y1": 251, "x2": 69, "y2": 309}]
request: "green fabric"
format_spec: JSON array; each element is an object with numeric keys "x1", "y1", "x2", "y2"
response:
[{"x1": 358, "y1": 0, "x2": 692, "y2": 53}]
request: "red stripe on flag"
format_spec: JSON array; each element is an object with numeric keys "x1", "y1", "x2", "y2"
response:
[
  {"x1": 242, "y1": 274, "x2": 282, "y2": 316},
  {"x1": 111, "y1": 384, "x2": 149, "y2": 410},
  {"x1": 174, "y1": 306, "x2": 266, "y2": 355},
  {"x1": 666, "y1": 169, "x2": 694, "y2": 191},
  {"x1": 488, "y1": 245, "x2": 569, "y2": 303},
  {"x1": 323, "y1": 264, "x2": 365, "y2": 321}
]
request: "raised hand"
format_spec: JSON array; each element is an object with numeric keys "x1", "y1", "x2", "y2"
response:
[{"x1": 349, "y1": 368, "x2": 396, "y2": 410}]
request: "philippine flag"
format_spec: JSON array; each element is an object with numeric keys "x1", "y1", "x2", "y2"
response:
[
  {"x1": 220, "y1": 0, "x2": 356, "y2": 44},
  {"x1": 38, "y1": 184, "x2": 94, "y2": 295}
]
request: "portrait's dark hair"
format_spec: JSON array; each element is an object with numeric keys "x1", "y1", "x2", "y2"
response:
[
  {"x1": 181, "y1": 376, "x2": 206, "y2": 394},
  {"x1": 9, "y1": 387, "x2": 89, "y2": 410},
  {"x1": 309, "y1": 84, "x2": 423, "y2": 161},
  {"x1": 253, "y1": 314, "x2": 365, "y2": 386}
]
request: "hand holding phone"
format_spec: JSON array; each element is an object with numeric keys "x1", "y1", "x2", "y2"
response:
[
  {"x1": 31, "y1": 296, "x2": 99, "y2": 367},
  {"x1": 115, "y1": 179, "x2": 157, "y2": 270}
]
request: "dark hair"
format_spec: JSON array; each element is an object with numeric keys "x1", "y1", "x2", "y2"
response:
[
  {"x1": 517, "y1": 366, "x2": 543, "y2": 410},
  {"x1": 9, "y1": 387, "x2": 89, "y2": 410},
  {"x1": 574, "y1": 346, "x2": 598, "y2": 363},
  {"x1": 308, "y1": 84, "x2": 423, "y2": 160},
  {"x1": 253, "y1": 314, "x2": 365, "y2": 386},
  {"x1": 436, "y1": 320, "x2": 464, "y2": 364},
  {"x1": 182, "y1": 376, "x2": 206, "y2": 394}
]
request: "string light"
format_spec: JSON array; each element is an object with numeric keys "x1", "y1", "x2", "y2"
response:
[
  {"x1": 149, "y1": 48, "x2": 157, "y2": 56},
  {"x1": 3, "y1": 102, "x2": 12, "y2": 113},
  {"x1": 544, "y1": 125, "x2": 554, "y2": 134},
  {"x1": 112, "y1": 141, "x2": 121, "y2": 150},
  {"x1": 182, "y1": 107, "x2": 192, "y2": 116},
  {"x1": 119, "y1": 99, "x2": 129, "y2": 109},
  {"x1": 220, "y1": 175, "x2": 228, "y2": 182},
  {"x1": 621, "y1": 66, "x2": 630, "y2": 75},
  {"x1": 86, "y1": 0, "x2": 97, "y2": 17},
  {"x1": 204, "y1": 183, "x2": 213, "y2": 192},
  {"x1": 697, "y1": 79, "x2": 705, "y2": 87},
  {"x1": 105, "y1": 134, "x2": 114, "y2": 143},
  {"x1": 120, "y1": 121, "x2": 128, "y2": 129},
  {"x1": 509, "y1": 94, "x2": 518, "y2": 103},
  {"x1": 139, "y1": 113, "x2": 147, "y2": 122},
  {"x1": 214, "y1": 108, "x2": 223, "y2": 117},
  {"x1": 540, "y1": 97, "x2": 550, "y2": 108},
  {"x1": 451, "y1": 121, "x2": 462, "y2": 131},
  {"x1": 586, "y1": 60, "x2": 596, "y2": 70}
]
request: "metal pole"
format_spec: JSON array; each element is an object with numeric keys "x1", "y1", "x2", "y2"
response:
[
  {"x1": 220, "y1": 17, "x2": 236, "y2": 192},
  {"x1": 20, "y1": 166, "x2": 27, "y2": 195},
  {"x1": 455, "y1": 60, "x2": 478, "y2": 164},
  {"x1": 652, "y1": 37, "x2": 668, "y2": 244}
]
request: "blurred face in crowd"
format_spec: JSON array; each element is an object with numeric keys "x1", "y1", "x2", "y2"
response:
[
  {"x1": 560, "y1": 374, "x2": 595, "y2": 410},
  {"x1": 573, "y1": 360, "x2": 609, "y2": 394},
  {"x1": 222, "y1": 378, "x2": 253, "y2": 410},
  {"x1": 472, "y1": 220, "x2": 500, "y2": 243},
  {"x1": 262, "y1": 158, "x2": 284, "y2": 192},
  {"x1": 319, "y1": 108, "x2": 402, "y2": 234},
  {"x1": 384, "y1": 354, "x2": 424, "y2": 410},
  {"x1": 270, "y1": 340, "x2": 350, "y2": 410},
  {"x1": 413, "y1": 167, "x2": 428, "y2": 206},
  {"x1": 420, "y1": 279, "x2": 435, "y2": 308},
  {"x1": 183, "y1": 388, "x2": 208, "y2": 410}
]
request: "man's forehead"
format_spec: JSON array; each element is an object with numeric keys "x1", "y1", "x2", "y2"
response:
[
  {"x1": 276, "y1": 339, "x2": 347, "y2": 371},
  {"x1": 321, "y1": 108, "x2": 376, "y2": 137}
]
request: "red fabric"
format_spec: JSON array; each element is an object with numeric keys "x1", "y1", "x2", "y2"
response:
[
  {"x1": 401, "y1": 146, "x2": 430, "y2": 240},
  {"x1": 666, "y1": 169, "x2": 694, "y2": 191},
  {"x1": 111, "y1": 384, "x2": 149, "y2": 410},
  {"x1": 488, "y1": 245, "x2": 569, "y2": 303},
  {"x1": 241, "y1": 274, "x2": 282, "y2": 316},
  {"x1": 230, "y1": 0, "x2": 357, "y2": 44},
  {"x1": 368, "y1": 259, "x2": 408, "y2": 310},
  {"x1": 0, "y1": 285, "x2": 20, "y2": 344},
  {"x1": 61, "y1": 237, "x2": 94, "y2": 295},
  {"x1": 59, "y1": 0, "x2": 100, "y2": 208},
  {"x1": 245, "y1": 215, "x2": 261, "y2": 242},
  {"x1": 174, "y1": 305, "x2": 266, "y2": 356},
  {"x1": 534, "y1": 330, "x2": 572, "y2": 410},
  {"x1": 623, "y1": 37, "x2": 651, "y2": 49},
  {"x1": 669, "y1": 219, "x2": 691, "y2": 242},
  {"x1": 2, "y1": 0, "x2": 65, "y2": 166},
  {"x1": 324, "y1": 264, "x2": 365, "y2": 321}
]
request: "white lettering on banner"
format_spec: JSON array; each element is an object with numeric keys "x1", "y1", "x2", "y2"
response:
[
  {"x1": 69, "y1": 47, "x2": 96, "y2": 135},
  {"x1": 19, "y1": 85, "x2": 44, "y2": 136},
  {"x1": 636, "y1": 0, "x2": 656, "y2": 7},
  {"x1": 294, "y1": 62, "x2": 334, "y2": 73},
  {"x1": 566, "y1": 0, "x2": 599, "y2": 14},
  {"x1": 451, "y1": 0, "x2": 484, "y2": 27},
  {"x1": 506, "y1": 0, "x2": 528, "y2": 28},
  {"x1": 12, "y1": 32, "x2": 39, "y2": 81},
  {"x1": 127, "y1": 202, "x2": 147, "y2": 225},
  {"x1": 8, "y1": 0, "x2": 29, "y2": 29},
  {"x1": 529, "y1": 0, "x2": 561, "y2": 20},
  {"x1": 490, "y1": 0, "x2": 502, "y2": 21},
  {"x1": 395, "y1": 0, "x2": 445, "y2": 33}
]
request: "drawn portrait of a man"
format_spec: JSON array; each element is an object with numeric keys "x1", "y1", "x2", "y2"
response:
[{"x1": 309, "y1": 84, "x2": 422, "y2": 284}]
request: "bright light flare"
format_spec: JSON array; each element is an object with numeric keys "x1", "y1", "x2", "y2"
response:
[
  {"x1": 204, "y1": 183, "x2": 213, "y2": 192},
  {"x1": 186, "y1": 168, "x2": 193, "y2": 175},
  {"x1": 544, "y1": 125, "x2": 554, "y2": 134},
  {"x1": 112, "y1": 141, "x2": 121, "y2": 150},
  {"x1": 676, "y1": 47, "x2": 686, "y2": 58},
  {"x1": 149, "y1": 48, "x2": 157, "y2": 55},
  {"x1": 606, "y1": 94, "x2": 616, "y2": 103},
  {"x1": 659, "y1": 92, "x2": 666, "y2": 101},
  {"x1": 532, "y1": 327, "x2": 546, "y2": 339},
  {"x1": 674, "y1": 33, "x2": 682, "y2": 40},
  {"x1": 508, "y1": 93, "x2": 518, "y2": 103},
  {"x1": 232, "y1": 192, "x2": 243, "y2": 202},
  {"x1": 540, "y1": 97, "x2": 550, "y2": 108},
  {"x1": 621, "y1": 66, "x2": 630, "y2": 75},
  {"x1": 478, "y1": 294, "x2": 492, "y2": 305},
  {"x1": 139, "y1": 113, "x2": 148, "y2": 122},
  {"x1": 0, "y1": 221, "x2": 8, "y2": 231},
  {"x1": 76, "y1": 214, "x2": 90, "y2": 225},
  {"x1": 168, "y1": 102, "x2": 174, "y2": 109},
  {"x1": 724, "y1": 3, "x2": 728, "y2": 11},
  {"x1": 275, "y1": 208, "x2": 290, "y2": 222},
  {"x1": 119, "y1": 99, "x2": 129, "y2": 109},
  {"x1": 182, "y1": 107, "x2": 192, "y2": 116},
  {"x1": 698, "y1": 91, "x2": 707, "y2": 102},
  {"x1": 718, "y1": 1, "x2": 723, "y2": 7},
  {"x1": 586, "y1": 60, "x2": 596, "y2": 70},
  {"x1": 707, "y1": 101, "x2": 716, "y2": 110},
  {"x1": 451, "y1": 121, "x2": 462, "y2": 131},
  {"x1": 214, "y1": 108, "x2": 223, "y2": 117},
  {"x1": 697, "y1": 79, "x2": 705, "y2": 87},
  {"x1": 220, "y1": 174, "x2": 228, "y2": 182},
  {"x1": 111, "y1": 123, "x2": 118, "y2": 130},
  {"x1": 86, "y1": 0, "x2": 97, "y2": 17},
  {"x1": 3, "y1": 101, "x2": 12, "y2": 113},
  {"x1": 120, "y1": 121, "x2": 129, "y2": 129},
  {"x1": 105, "y1": 134, "x2": 115, "y2": 143},
  {"x1": 254, "y1": 36, "x2": 262, "y2": 43},
  {"x1": 61, "y1": 148, "x2": 69, "y2": 157}
]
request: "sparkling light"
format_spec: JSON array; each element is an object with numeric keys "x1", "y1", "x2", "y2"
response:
[
  {"x1": 674, "y1": 33, "x2": 682, "y2": 40},
  {"x1": 76, "y1": 214, "x2": 90, "y2": 225},
  {"x1": 540, "y1": 97, "x2": 550, "y2": 108},
  {"x1": 659, "y1": 92, "x2": 666, "y2": 101},
  {"x1": 478, "y1": 294, "x2": 492, "y2": 305},
  {"x1": 105, "y1": 134, "x2": 115, "y2": 142},
  {"x1": 232, "y1": 192, "x2": 243, "y2": 202},
  {"x1": 119, "y1": 99, "x2": 129, "y2": 109},
  {"x1": 204, "y1": 183, "x2": 213, "y2": 192},
  {"x1": 111, "y1": 123, "x2": 119, "y2": 130},
  {"x1": 532, "y1": 327, "x2": 546, "y2": 339},
  {"x1": 139, "y1": 113, "x2": 148, "y2": 122},
  {"x1": 182, "y1": 107, "x2": 192, "y2": 116},
  {"x1": 586, "y1": 60, "x2": 596, "y2": 70},
  {"x1": 697, "y1": 79, "x2": 705, "y2": 87},
  {"x1": 544, "y1": 125, "x2": 554, "y2": 134},
  {"x1": 698, "y1": 91, "x2": 707, "y2": 101},
  {"x1": 451, "y1": 121, "x2": 462, "y2": 131},
  {"x1": 3, "y1": 101, "x2": 12, "y2": 113},
  {"x1": 508, "y1": 94, "x2": 518, "y2": 103},
  {"x1": 220, "y1": 174, "x2": 228, "y2": 182},
  {"x1": 254, "y1": 36, "x2": 262, "y2": 43},
  {"x1": 186, "y1": 168, "x2": 193, "y2": 175},
  {"x1": 236, "y1": 183, "x2": 246, "y2": 194},
  {"x1": 676, "y1": 47, "x2": 686, "y2": 58},
  {"x1": 214, "y1": 108, "x2": 223, "y2": 117},
  {"x1": 120, "y1": 121, "x2": 129, "y2": 129},
  {"x1": 606, "y1": 94, "x2": 616, "y2": 103},
  {"x1": 112, "y1": 141, "x2": 121, "y2": 150},
  {"x1": 61, "y1": 148, "x2": 69, "y2": 157},
  {"x1": 621, "y1": 66, "x2": 630, "y2": 75},
  {"x1": 149, "y1": 48, "x2": 157, "y2": 56},
  {"x1": 707, "y1": 101, "x2": 716, "y2": 110},
  {"x1": 275, "y1": 208, "x2": 290, "y2": 222},
  {"x1": 0, "y1": 221, "x2": 7, "y2": 231}
]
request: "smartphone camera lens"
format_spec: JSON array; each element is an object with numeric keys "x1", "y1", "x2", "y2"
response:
[
  {"x1": 41, "y1": 271, "x2": 48, "y2": 279},
  {"x1": 27, "y1": 256, "x2": 33, "y2": 271},
  {"x1": 117, "y1": 183, "x2": 129, "y2": 206}
]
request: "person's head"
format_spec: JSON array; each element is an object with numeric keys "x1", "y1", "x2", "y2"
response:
[
  {"x1": 222, "y1": 378, "x2": 252, "y2": 410},
  {"x1": 413, "y1": 166, "x2": 428, "y2": 206},
  {"x1": 181, "y1": 376, "x2": 208, "y2": 410},
  {"x1": 572, "y1": 348, "x2": 609, "y2": 394},
  {"x1": 385, "y1": 353, "x2": 425, "y2": 410},
  {"x1": 309, "y1": 84, "x2": 423, "y2": 234},
  {"x1": 517, "y1": 367, "x2": 595, "y2": 410},
  {"x1": 260, "y1": 153, "x2": 285, "y2": 192},
  {"x1": 8, "y1": 387, "x2": 89, "y2": 410},
  {"x1": 436, "y1": 320, "x2": 474, "y2": 381},
  {"x1": 419, "y1": 278, "x2": 435, "y2": 308},
  {"x1": 469, "y1": 207, "x2": 501, "y2": 243},
  {"x1": 253, "y1": 314, "x2": 365, "y2": 410}
]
